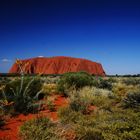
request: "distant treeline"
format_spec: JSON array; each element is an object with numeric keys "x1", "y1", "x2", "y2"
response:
[
  {"x1": 0, "y1": 73, "x2": 140, "y2": 77},
  {"x1": 107, "y1": 74, "x2": 140, "y2": 77}
]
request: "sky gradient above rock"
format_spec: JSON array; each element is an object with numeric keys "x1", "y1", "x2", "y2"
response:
[{"x1": 0, "y1": 0, "x2": 140, "y2": 75}]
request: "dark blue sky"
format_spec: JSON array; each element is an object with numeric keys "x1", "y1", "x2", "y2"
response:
[{"x1": 0, "y1": 0, "x2": 140, "y2": 74}]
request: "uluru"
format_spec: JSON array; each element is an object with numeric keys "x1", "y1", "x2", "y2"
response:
[{"x1": 9, "y1": 56, "x2": 106, "y2": 76}]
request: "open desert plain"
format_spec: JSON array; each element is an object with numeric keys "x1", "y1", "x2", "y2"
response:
[{"x1": 0, "y1": 0, "x2": 140, "y2": 140}]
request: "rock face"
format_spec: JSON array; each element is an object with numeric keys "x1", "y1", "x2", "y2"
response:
[{"x1": 9, "y1": 56, "x2": 106, "y2": 76}]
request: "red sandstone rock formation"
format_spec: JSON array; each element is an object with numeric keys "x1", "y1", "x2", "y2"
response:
[{"x1": 9, "y1": 56, "x2": 105, "y2": 76}]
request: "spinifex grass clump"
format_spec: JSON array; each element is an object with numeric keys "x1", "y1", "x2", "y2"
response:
[
  {"x1": 42, "y1": 83, "x2": 57, "y2": 95},
  {"x1": 67, "y1": 86, "x2": 114, "y2": 113},
  {"x1": 58, "y1": 106, "x2": 140, "y2": 140},
  {"x1": 123, "y1": 91, "x2": 140, "y2": 109},
  {"x1": 20, "y1": 116, "x2": 57, "y2": 140},
  {"x1": 68, "y1": 87, "x2": 95, "y2": 113},
  {"x1": 20, "y1": 115, "x2": 76, "y2": 140}
]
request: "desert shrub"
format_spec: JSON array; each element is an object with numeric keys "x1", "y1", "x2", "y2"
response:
[
  {"x1": 123, "y1": 77, "x2": 140, "y2": 86},
  {"x1": 69, "y1": 87, "x2": 95, "y2": 113},
  {"x1": 112, "y1": 82, "x2": 139, "y2": 101},
  {"x1": 123, "y1": 92, "x2": 140, "y2": 109},
  {"x1": 68, "y1": 87, "x2": 114, "y2": 113},
  {"x1": 92, "y1": 87, "x2": 114, "y2": 98},
  {"x1": 0, "y1": 77, "x2": 43, "y2": 114},
  {"x1": 11, "y1": 77, "x2": 42, "y2": 114},
  {"x1": 13, "y1": 94, "x2": 37, "y2": 114},
  {"x1": 42, "y1": 83, "x2": 57, "y2": 96},
  {"x1": 42, "y1": 76, "x2": 60, "y2": 84},
  {"x1": 75, "y1": 109, "x2": 140, "y2": 140},
  {"x1": 0, "y1": 77, "x2": 11, "y2": 86},
  {"x1": 97, "y1": 78, "x2": 113, "y2": 90},
  {"x1": 4, "y1": 77, "x2": 43, "y2": 98},
  {"x1": 58, "y1": 100, "x2": 140, "y2": 140},
  {"x1": 112, "y1": 83, "x2": 129, "y2": 100},
  {"x1": 106, "y1": 77, "x2": 117, "y2": 83},
  {"x1": 100, "y1": 110, "x2": 140, "y2": 140},
  {"x1": 20, "y1": 116, "x2": 60, "y2": 140},
  {"x1": 26, "y1": 77, "x2": 43, "y2": 97},
  {"x1": 57, "y1": 72, "x2": 94, "y2": 95},
  {"x1": 76, "y1": 126, "x2": 104, "y2": 140},
  {"x1": 90, "y1": 88, "x2": 115, "y2": 110},
  {"x1": 58, "y1": 106, "x2": 83, "y2": 124},
  {"x1": 92, "y1": 96, "x2": 113, "y2": 110}
]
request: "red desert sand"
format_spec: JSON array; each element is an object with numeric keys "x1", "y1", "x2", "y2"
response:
[
  {"x1": 0, "y1": 95, "x2": 96, "y2": 140},
  {"x1": 9, "y1": 56, "x2": 105, "y2": 76},
  {"x1": 0, "y1": 95, "x2": 68, "y2": 140}
]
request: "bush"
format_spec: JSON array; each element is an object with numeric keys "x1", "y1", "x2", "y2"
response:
[
  {"x1": 76, "y1": 126, "x2": 104, "y2": 140},
  {"x1": 0, "y1": 77, "x2": 43, "y2": 114},
  {"x1": 123, "y1": 92, "x2": 140, "y2": 109},
  {"x1": 92, "y1": 87, "x2": 114, "y2": 98},
  {"x1": 4, "y1": 77, "x2": 43, "y2": 99},
  {"x1": 123, "y1": 78, "x2": 140, "y2": 86},
  {"x1": 57, "y1": 72, "x2": 94, "y2": 95},
  {"x1": 112, "y1": 83, "x2": 128, "y2": 100},
  {"x1": 75, "y1": 109, "x2": 140, "y2": 140},
  {"x1": 58, "y1": 106, "x2": 83, "y2": 124},
  {"x1": 20, "y1": 116, "x2": 59, "y2": 140},
  {"x1": 42, "y1": 83, "x2": 57, "y2": 96},
  {"x1": 58, "y1": 96, "x2": 140, "y2": 140},
  {"x1": 69, "y1": 87, "x2": 95, "y2": 113},
  {"x1": 67, "y1": 87, "x2": 114, "y2": 113},
  {"x1": 97, "y1": 78, "x2": 113, "y2": 90}
]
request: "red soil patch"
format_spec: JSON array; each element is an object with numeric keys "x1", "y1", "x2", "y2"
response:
[
  {"x1": 88, "y1": 105, "x2": 97, "y2": 112},
  {"x1": 0, "y1": 95, "x2": 68, "y2": 140}
]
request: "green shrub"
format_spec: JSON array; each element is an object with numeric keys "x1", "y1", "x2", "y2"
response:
[
  {"x1": 75, "y1": 109, "x2": 140, "y2": 140},
  {"x1": 59, "y1": 102, "x2": 140, "y2": 140},
  {"x1": 97, "y1": 78, "x2": 113, "y2": 90},
  {"x1": 20, "y1": 116, "x2": 59, "y2": 140},
  {"x1": 4, "y1": 77, "x2": 43, "y2": 98},
  {"x1": 57, "y1": 72, "x2": 94, "y2": 95},
  {"x1": 0, "y1": 77, "x2": 43, "y2": 114},
  {"x1": 123, "y1": 92, "x2": 140, "y2": 109}
]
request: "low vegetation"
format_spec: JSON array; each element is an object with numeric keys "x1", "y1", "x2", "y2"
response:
[
  {"x1": 20, "y1": 116, "x2": 59, "y2": 140},
  {"x1": 57, "y1": 71, "x2": 94, "y2": 95},
  {"x1": 0, "y1": 71, "x2": 140, "y2": 140}
]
